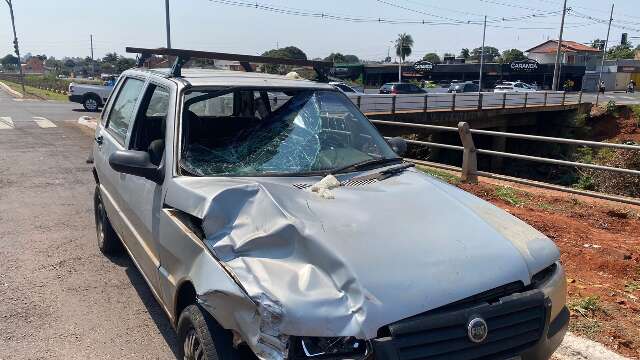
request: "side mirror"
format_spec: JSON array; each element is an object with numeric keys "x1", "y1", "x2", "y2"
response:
[
  {"x1": 387, "y1": 137, "x2": 408, "y2": 157},
  {"x1": 109, "y1": 150, "x2": 163, "y2": 184}
]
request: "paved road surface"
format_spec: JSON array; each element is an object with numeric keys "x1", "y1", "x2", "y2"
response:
[
  {"x1": 0, "y1": 89, "x2": 177, "y2": 358},
  {"x1": 0, "y1": 88, "x2": 631, "y2": 359}
]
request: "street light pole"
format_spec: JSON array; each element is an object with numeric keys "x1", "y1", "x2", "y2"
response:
[
  {"x1": 398, "y1": 38, "x2": 403, "y2": 82},
  {"x1": 479, "y1": 15, "x2": 487, "y2": 92},
  {"x1": 4, "y1": 0, "x2": 25, "y2": 94},
  {"x1": 551, "y1": 0, "x2": 568, "y2": 91},
  {"x1": 165, "y1": 0, "x2": 172, "y2": 49},
  {"x1": 596, "y1": 3, "x2": 614, "y2": 106}
]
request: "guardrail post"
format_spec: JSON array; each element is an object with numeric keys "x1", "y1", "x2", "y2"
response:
[
  {"x1": 391, "y1": 95, "x2": 396, "y2": 114},
  {"x1": 578, "y1": 91, "x2": 583, "y2": 104},
  {"x1": 457, "y1": 122, "x2": 478, "y2": 184},
  {"x1": 562, "y1": 91, "x2": 566, "y2": 106},
  {"x1": 356, "y1": 95, "x2": 361, "y2": 109},
  {"x1": 451, "y1": 93, "x2": 456, "y2": 111},
  {"x1": 423, "y1": 94, "x2": 429, "y2": 112},
  {"x1": 502, "y1": 93, "x2": 507, "y2": 108},
  {"x1": 477, "y1": 93, "x2": 483, "y2": 110},
  {"x1": 523, "y1": 92, "x2": 528, "y2": 108},
  {"x1": 543, "y1": 92, "x2": 548, "y2": 106}
]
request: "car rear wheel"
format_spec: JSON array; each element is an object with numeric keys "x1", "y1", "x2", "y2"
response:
[
  {"x1": 83, "y1": 95, "x2": 100, "y2": 112},
  {"x1": 177, "y1": 304, "x2": 240, "y2": 360},
  {"x1": 93, "y1": 185, "x2": 122, "y2": 255}
]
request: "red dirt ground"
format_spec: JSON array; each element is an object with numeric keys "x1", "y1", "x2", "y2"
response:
[
  {"x1": 460, "y1": 182, "x2": 640, "y2": 359},
  {"x1": 589, "y1": 106, "x2": 640, "y2": 143}
]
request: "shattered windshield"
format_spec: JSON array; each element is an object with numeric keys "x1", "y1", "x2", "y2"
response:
[{"x1": 180, "y1": 89, "x2": 397, "y2": 176}]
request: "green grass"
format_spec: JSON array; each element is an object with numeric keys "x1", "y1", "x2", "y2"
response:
[
  {"x1": 417, "y1": 166, "x2": 461, "y2": 184},
  {"x1": 625, "y1": 281, "x2": 640, "y2": 292},
  {"x1": 0, "y1": 80, "x2": 68, "y2": 102},
  {"x1": 569, "y1": 296, "x2": 601, "y2": 316},
  {"x1": 537, "y1": 202, "x2": 555, "y2": 211},
  {"x1": 570, "y1": 318, "x2": 601, "y2": 337},
  {"x1": 494, "y1": 186, "x2": 525, "y2": 206}
]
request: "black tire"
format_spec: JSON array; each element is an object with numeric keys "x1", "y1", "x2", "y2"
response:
[
  {"x1": 177, "y1": 304, "x2": 240, "y2": 360},
  {"x1": 83, "y1": 94, "x2": 101, "y2": 112},
  {"x1": 93, "y1": 185, "x2": 122, "y2": 255}
]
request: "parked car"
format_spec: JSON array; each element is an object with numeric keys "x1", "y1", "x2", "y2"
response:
[
  {"x1": 448, "y1": 82, "x2": 480, "y2": 93},
  {"x1": 68, "y1": 81, "x2": 115, "y2": 111},
  {"x1": 494, "y1": 81, "x2": 537, "y2": 93},
  {"x1": 329, "y1": 81, "x2": 361, "y2": 94},
  {"x1": 92, "y1": 50, "x2": 568, "y2": 360},
  {"x1": 379, "y1": 82, "x2": 426, "y2": 94}
]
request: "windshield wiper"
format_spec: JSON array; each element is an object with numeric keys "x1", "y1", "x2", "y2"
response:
[{"x1": 331, "y1": 157, "x2": 404, "y2": 175}]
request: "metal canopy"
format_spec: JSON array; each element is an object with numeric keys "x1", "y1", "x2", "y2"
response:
[{"x1": 125, "y1": 47, "x2": 332, "y2": 81}]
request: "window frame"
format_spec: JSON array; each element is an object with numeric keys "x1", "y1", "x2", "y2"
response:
[{"x1": 127, "y1": 81, "x2": 172, "y2": 152}]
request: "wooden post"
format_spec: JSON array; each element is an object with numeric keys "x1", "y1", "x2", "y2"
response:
[
  {"x1": 543, "y1": 92, "x2": 548, "y2": 106},
  {"x1": 477, "y1": 93, "x2": 483, "y2": 110},
  {"x1": 451, "y1": 93, "x2": 456, "y2": 111},
  {"x1": 524, "y1": 92, "x2": 528, "y2": 108},
  {"x1": 562, "y1": 91, "x2": 566, "y2": 106},
  {"x1": 423, "y1": 94, "x2": 429, "y2": 112},
  {"x1": 357, "y1": 95, "x2": 361, "y2": 109},
  {"x1": 578, "y1": 91, "x2": 583, "y2": 104},
  {"x1": 458, "y1": 122, "x2": 478, "y2": 183},
  {"x1": 502, "y1": 92, "x2": 507, "y2": 108},
  {"x1": 391, "y1": 95, "x2": 396, "y2": 114}
]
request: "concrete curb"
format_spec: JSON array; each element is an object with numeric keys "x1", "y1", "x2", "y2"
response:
[
  {"x1": 77, "y1": 116, "x2": 97, "y2": 130},
  {"x1": 0, "y1": 81, "x2": 24, "y2": 98},
  {"x1": 553, "y1": 332, "x2": 631, "y2": 360}
]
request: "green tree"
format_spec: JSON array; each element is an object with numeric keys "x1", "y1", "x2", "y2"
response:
[
  {"x1": 261, "y1": 46, "x2": 308, "y2": 74},
  {"x1": 342, "y1": 54, "x2": 360, "y2": 64},
  {"x1": 325, "y1": 53, "x2": 346, "y2": 63},
  {"x1": 459, "y1": 48, "x2": 470, "y2": 59},
  {"x1": 470, "y1": 46, "x2": 500, "y2": 62},
  {"x1": 607, "y1": 43, "x2": 635, "y2": 60},
  {"x1": 1, "y1": 54, "x2": 19, "y2": 69},
  {"x1": 422, "y1": 53, "x2": 441, "y2": 64},
  {"x1": 395, "y1": 33, "x2": 414, "y2": 63},
  {"x1": 102, "y1": 52, "x2": 119, "y2": 64},
  {"x1": 115, "y1": 57, "x2": 136, "y2": 73},
  {"x1": 590, "y1": 39, "x2": 605, "y2": 51},
  {"x1": 501, "y1": 49, "x2": 526, "y2": 63}
]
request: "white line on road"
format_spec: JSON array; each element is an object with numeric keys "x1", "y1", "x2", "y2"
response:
[
  {"x1": 0, "y1": 116, "x2": 14, "y2": 130},
  {"x1": 32, "y1": 117, "x2": 57, "y2": 128}
]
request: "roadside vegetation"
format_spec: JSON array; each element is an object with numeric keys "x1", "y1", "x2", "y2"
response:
[{"x1": 0, "y1": 80, "x2": 67, "y2": 101}]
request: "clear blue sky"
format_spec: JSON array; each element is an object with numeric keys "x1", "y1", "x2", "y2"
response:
[{"x1": 1, "y1": 0, "x2": 638, "y2": 61}]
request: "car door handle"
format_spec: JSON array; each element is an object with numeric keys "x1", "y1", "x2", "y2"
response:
[{"x1": 94, "y1": 135, "x2": 103, "y2": 145}]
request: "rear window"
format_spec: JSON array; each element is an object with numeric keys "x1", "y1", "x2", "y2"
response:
[{"x1": 381, "y1": 84, "x2": 393, "y2": 90}]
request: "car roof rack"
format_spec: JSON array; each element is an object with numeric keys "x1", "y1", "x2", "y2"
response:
[{"x1": 125, "y1": 47, "x2": 332, "y2": 82}]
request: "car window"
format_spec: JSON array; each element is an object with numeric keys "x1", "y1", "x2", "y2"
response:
[
  {"x1": 335, "y1": 84, "x2": 355, "y2": 93},
  {"x1": 130, "y1": 85, "x2": 171, "y2": 165},
  {"x1": 180, "y1": 89, "x2": 397, "y2": 176},
  {"x1": 106, "y1": 77, "x2": 145, "y2": 145},
  {"x1": 145, "y1": 86, "x2": 170, "y2": 117}
]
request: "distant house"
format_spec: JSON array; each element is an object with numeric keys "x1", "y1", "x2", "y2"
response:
[
  {"x1": 526, "y1": 40, "x2": 601, "y2": 68},
  {"x1": 21, "y1": 57, "x2": 45, "y2": 74}
]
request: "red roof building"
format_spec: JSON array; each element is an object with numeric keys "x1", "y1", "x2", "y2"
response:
[{"x1": 526, "y1": 40, "x2": 601, "y2": 67}]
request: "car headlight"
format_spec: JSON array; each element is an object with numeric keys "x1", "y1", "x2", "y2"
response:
[{"x1": 290, "y1": 336, "x2": 369, "y2": 359}]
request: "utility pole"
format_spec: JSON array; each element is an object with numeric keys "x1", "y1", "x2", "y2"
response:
[
  {"x1": 398, "y1": 38, "x2": 403, "y2": 82},
  {"x1": 165, "y1": 0, "x2": 172, "y2": 48},
  {"x1": 596, "y1": 3, "x2": 614, "y2": 106},
  {"x1": 4, "y1": 0, "x2": 25, "y2": 94},
  {"x1": 479, "y1": 15, "x2": 487, "y2": 92},
  {"x1": 90, "y1": 34, "x2": 95, "y2": 76},
  {"x1": 551, "y1": 0, "x2": 568, "y2": 91}
]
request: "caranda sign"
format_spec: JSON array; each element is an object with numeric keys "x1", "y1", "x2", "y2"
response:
[
  {"x1": 510, "y1": 59, "x2": 539, "y2": 72},
  {"x1": 413, "y1": 60, "x2": 434, "y2": 74}
]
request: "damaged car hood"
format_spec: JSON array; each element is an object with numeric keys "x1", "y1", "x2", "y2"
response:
[{"x1": 165, "y1": 169, "x2": 559, "y2": 339}]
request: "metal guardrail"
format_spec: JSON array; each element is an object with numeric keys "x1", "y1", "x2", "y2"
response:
[
  {"x1": 350, "y1": 91, "x2": 583, "y2": 114},
  {"x1": 372, "y1": 119, "x2": 640, "y2": 206}
]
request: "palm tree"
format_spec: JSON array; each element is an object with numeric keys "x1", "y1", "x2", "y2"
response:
[{"x1": 395, "y1": 33, "x2": 414, "y2": 82}]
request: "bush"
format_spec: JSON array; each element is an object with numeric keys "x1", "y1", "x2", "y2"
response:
[{"x1": 605, "y1": 100, "x2": 617, "y2": 115}]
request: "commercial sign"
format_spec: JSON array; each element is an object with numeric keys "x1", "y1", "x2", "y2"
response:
[
  {"x1": 413, "y1": 60, "x2": 434, "y2": 74},
  {"x1": 510, "y1": 59, "x2": 539, "y2": 72}
]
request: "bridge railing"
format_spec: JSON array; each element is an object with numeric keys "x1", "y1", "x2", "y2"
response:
[
  {"x1": 370, "y1": 119, "x2": 640, "y2": 206},
  {"x1": 349, "y1": 91, "x2": 583, "y2": 114}
]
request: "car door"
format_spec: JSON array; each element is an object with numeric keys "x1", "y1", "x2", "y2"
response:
[
  {"x1": 114, "y1": 82, "x2": 173, "y2": 298},
  {"x1": 93, "y1": 75, "x2": 163, "y2": 292}
]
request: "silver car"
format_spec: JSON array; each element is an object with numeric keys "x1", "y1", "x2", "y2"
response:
[{"x1": 92, "y1": 63, "x2": 567, "y2": 360}]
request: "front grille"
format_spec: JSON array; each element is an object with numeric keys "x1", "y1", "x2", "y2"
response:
[{"x1": 380, "y1": 290, "x2": 548, "y2": 360}]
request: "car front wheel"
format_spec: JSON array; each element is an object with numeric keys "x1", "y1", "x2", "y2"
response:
[{"x1": 177, "y1": 304, "x2": 239, "y2": 360}]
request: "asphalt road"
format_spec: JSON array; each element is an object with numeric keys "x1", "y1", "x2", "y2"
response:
[{"x1": 0, "y1": 90, "x2": 177, "y2": 358}]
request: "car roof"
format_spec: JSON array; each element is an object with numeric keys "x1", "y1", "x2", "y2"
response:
[{"x1": 125, "y1": 68, "x2": 334, "y2": 90}]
